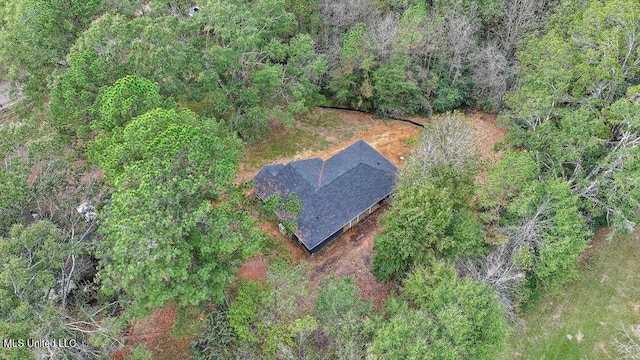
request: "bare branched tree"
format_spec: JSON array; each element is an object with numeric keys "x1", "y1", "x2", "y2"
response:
[
  {"x1": 499, "y1": 0, "x2": 550, "y2": 58},
  {"x1": 612, "y1": 323, "x2": 640, "y2": 360},
  {"x1": 471, "y1": 43, "x2": 512, "y2": 111},
  {"x1": 459, "y1": 198, "x2": 553, "y2": 322},
  {"x1": 458, "y1": 241, "x2": 526, "y2": 322},
  {"x1": 406, "y1": 112, "x2": 479, "y2": 179},
  {"x1": 575, "y1": 103, "x2": 640, "y2": 232},
  {"x1": 318, "y1": 0, "x2": 378, "y2": 68},
  {"x1": 365, "y1": 12, "x2": 400, "y2": 62},
  {"x1": 442, "y1": 1, "x2": 480, "y2": 83},
  {"x1": 31, "y1": 302, "x2": 124, "y2": 360}
]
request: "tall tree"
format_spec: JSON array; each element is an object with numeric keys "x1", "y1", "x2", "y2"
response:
[
  {"x1": 49, "y1": 13, "x2": 192, "y2": 137},
  {"x1": 92, "y1": 75, "x2": 168, "y2": 134},
  {"x1": 227, "y1": 263, "x2": 317, "y2": 358},
  {"x1": 470, "y1": 157, "x2": 593, "y2": 318},
  {"x1": 314, "y1": 276, "x2": 373, "y2": 359},
  {"x1": 0, "y1": 0, "x2": 109, "y2": 103},
  {"x1": 187, "y1": 0, "x2": 327, "y2": 142},
  {"x1": 372, "y1": 113, "x2": 484, "y2": 281},
  {"x1": 504, "y1": 0, "x2": 640, "y2": 231},
  {"x1": 93, "y1": 108, "x2": 258, "y2": 313},
  {"x1": 0, "y1": 221, "x2": 123, "y2": 359},
  {"x1": 369, "y1": 262, "x2": 507, "y2": 359}
]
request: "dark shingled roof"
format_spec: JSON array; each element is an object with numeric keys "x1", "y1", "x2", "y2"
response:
[{"x1": 254, "y1": 140, "x2": 397, "y2": 252}]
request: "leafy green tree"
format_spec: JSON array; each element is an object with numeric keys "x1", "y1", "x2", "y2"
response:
[
  {"x1": 94, "y1": 108, "x2": 258, "y2": 313},
  {"x1": 371, "y1": 181, "x2": 455, "y2": 282},
  {"x1": 190, "y1": 0, "x2": 326, "y2": 142},
  {"x1": 329, "y1": 22, "x2": 376, "y2": 111},
  {"x1": 285, "y1": 0, "x2": 320, "y2": 34},
  {"x1": 314, "y1": 276, "x2": 373, "y2": 359},
  {"x1": 432, "y1": 75, "x2": 473, "y2": 112},
  {"x1": 505, "y1": 179, "x2": 592, "y2": 291},
  {"x1": 93, "y1": 75, "x2": 168, "y2": 133},
  {"x1": 576, "y1": 97, "x2": 640, "y2": 230},
  {"x1": 227, "y1": 263, "x2": 316, "y2": 358},
  {"x1": 191, "y1": 301, "x2": 238, "y2": 360},
  {"x1": 372, "y1": 114, "x2": 482, "y2": 281},
  {"x1": 504, "y1": 0, "x2": 640, "y2": 231},
  {"x1": 447, "y1": 209, "x2": 487, "y2": 257},
  {"x1": 370, "y1": 262, "x2": 506, "y2": 359},
  {"x1": 0, "y1": 124, "x2": 30, "y2": 236},
  {"x1": 0, "y1": 0, "x2": 108, "y2": 103},
  {"x1": 468, "y1": 178, "x2": 592, "y2": 320},
  {"x1": 368, "y1": 302, "x2": 443, "y2": 360},
  {"x1": 49, "y1": 13, "x2": 192, "y2": 137},
  {"x1": 372, "y1": 53, "x2": 426, "y2": 115},
  {"x1": 0, "y1": 221, "x2": 66, "y2": 359},
  {"x1": 477, "y1": 150, "x2": 540, "y2": 228},
  {"x1": 405, "y1": 262, "x2": 506, "y2": 358},
  {"x1": 471, "y1": 158, "x2": 594, "y2": 318}
]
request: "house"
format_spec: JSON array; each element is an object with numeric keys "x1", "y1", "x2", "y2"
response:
[{"x1": 254, "y1": 140, "x2": 397, "y2": 254}]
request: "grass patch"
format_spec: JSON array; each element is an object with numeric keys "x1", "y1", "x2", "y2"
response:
[
  {"x1": 404, "y1": 135, "x2": 419, "y2": 146},
  {"x1": 299, "y1": 110, "x2": 344, "y2": 128},
  {"x1": 170, "y1": 304, "x2": 208, "y2": 338},
  {"x1": 243, "y1": 128, "x2": 330, "y2": 170},
  {"x1": 501, "y1": 230, "x2": 640, "y2": 359}
]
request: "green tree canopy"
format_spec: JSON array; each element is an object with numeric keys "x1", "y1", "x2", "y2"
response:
[
  {"x1": 372, "y1": 114, "x2": 484, "y2": 281},
  {"x1": 186, "y1": 0, "x2": 327, "y2": 141},
  {"x1": 0, "y1": 221, "x2": 123, "y2": 359},
  {"x1": 93, "y1": 75, "x2": 169, "y2": 133},
  {"x1": 369, "y1": 262, "x2": 507, "y2": 359},
  {"x1": 49, "y1": 13, "x2": 192, "y2": 137},
  {"x1": 0, "y1": 0, "x2": 108, "y2": 103},
  {"x1": 94, "y1": 108, "x2": 258, "y2": 313},
  {"x1": 504, "y1": 0, "x2": 640, "y2": 231}
]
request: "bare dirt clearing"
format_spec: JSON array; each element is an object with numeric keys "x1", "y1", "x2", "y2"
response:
[
  {"x1": 237, "y1": 108, "x2": 421, "y2": 183},
  {"x1": 112, "y1": 304, "x2": 196, "y2": 360},
  {"x1": 467, "y1": 111, "x2": 507, "y2": 161},
  {"x1": 240, "y1": 108, "x2": 507, "y2": 308},
  {"x1": 303, "y1": 205, "x2": 396, "y2": 309}
]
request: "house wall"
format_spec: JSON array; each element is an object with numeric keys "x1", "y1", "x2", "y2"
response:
[
  {"x1": 342, "y1": 195, "x2": 389, "y2": 232},
  {"x1": 307, "y1": 228, "x2": 343, "y2": 255}
]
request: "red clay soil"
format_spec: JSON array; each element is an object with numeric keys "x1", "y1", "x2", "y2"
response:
[
  {"x1": 237, "y1": 255, "x2": 269, "y2": 281},
  {"x1": 235, "y1": 108, "x2": 419, "y2": 308},
  {"x1": 114, "y1": 108, "x2": 507, "y2": 359},
  {"x1": 112, "y1": 304, "x2": 194, "y2": 360},
  {"x1": 254, "y1": 205, "x2": 395, "y2": 310},
  {"x1": 303, "y1": 205, "x2": 396, "y2": 309},
  {"x1": 466, "y1": 111, "x2": 507, "y2": 162}
]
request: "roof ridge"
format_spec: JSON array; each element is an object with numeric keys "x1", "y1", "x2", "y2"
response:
[
  {"x1": 320, "y1": 162, "x2": 389, "y2": 188},
  {"x1": 318, "y1": 160, "x2": 326, "y2": 187}
]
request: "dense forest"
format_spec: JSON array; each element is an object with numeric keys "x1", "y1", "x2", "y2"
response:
[{"x1": 1, "y1": 0, "x2": 639, "y2": 358}]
